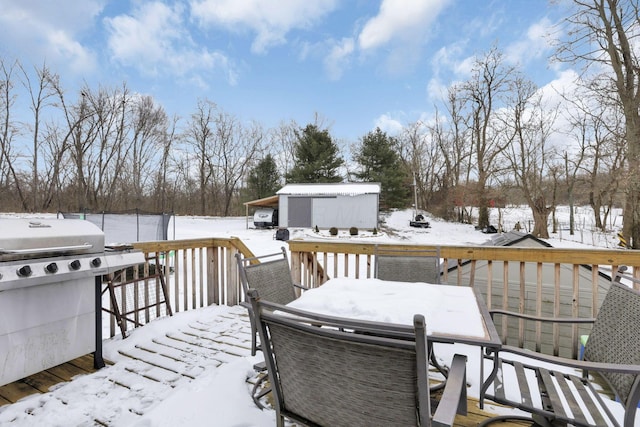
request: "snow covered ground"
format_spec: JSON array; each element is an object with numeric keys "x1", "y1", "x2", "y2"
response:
[{"x1": 0, "y1": 207, "x2": 632, "y2": 426}]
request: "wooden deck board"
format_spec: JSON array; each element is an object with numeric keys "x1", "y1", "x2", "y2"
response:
[
  {"x1": 0, "y1": 357, "x2": 534, "y2": 427},
  {"x1": 0, "y1": 355, "x2": 101, "y2": 404},
  {"x1": 20, "y1": 370, "x2": 68, "y2": 393},
  {"x1": 0, "y1": 308, "x2": 534, "y2": 426}
]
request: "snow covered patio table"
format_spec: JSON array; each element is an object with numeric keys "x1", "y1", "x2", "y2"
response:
[
  {"x1": 285, "y1": 278, "x2": 502, "y2": 402},
  {"x1": 287, "y1": 278, "x2": 501, "y2": 345}
]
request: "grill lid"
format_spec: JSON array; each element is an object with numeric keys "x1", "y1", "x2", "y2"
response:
[{"x1": 0, "y1": 219, "x2": 105, "y2": 261}]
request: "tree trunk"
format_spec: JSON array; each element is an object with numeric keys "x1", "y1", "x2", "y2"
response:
[
  {"x1": 477, "y1": 177, "x2": 490, "y2": 229},
  {"x1": 531, "y1": 196, "x2": 550, "y2": 238},
  {"x1": 622, "y1": 109, "x2": 640, "y2": 248}
]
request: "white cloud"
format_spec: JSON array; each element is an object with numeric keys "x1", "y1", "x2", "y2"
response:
[
  {"x1": 324, "y1": 38, "x2": 355, "y2": 81},
  {"x1": 356, "y1": 0, "x2": 452, "y2": 75},
  {"x1": 505, "y1": 17, "x2": 555, "y2": 66},
  {"x1": 374, "y1": 113, "x2": 404, "y2": 136},
  {"x1": 190, "y1": 0, "x2": 339, "y2": 54},
  {"x1": 358, "y1": 0, "x2": 450, "y2": 51},
  {"x1": 105, "y1": 2, "x2": 235, "y2": 85},
  {"x1": 0, "y1": 0, "x2": 104, "y2": 73},
  {"x1": 454, "y1": 55, "x2": 476, "y2": 78},
  {"x1": 426, "y1": 77, "x2": 448, "y2": 102}
]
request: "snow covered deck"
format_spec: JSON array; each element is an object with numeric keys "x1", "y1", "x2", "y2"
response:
[{"x1": 0, "y1": 305, "x2": 517, "y2": 426}]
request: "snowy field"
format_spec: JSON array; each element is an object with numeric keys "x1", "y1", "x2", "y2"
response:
[
  {"x1": 0, "y1": 207, "x2": 632, "y2": 426},
  {"x1": 168, "y1": 206, "x2": 625, "y2": 254}
]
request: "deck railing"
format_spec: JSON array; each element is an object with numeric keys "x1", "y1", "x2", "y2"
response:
[
  {"x1": 102, "y1": 237, "x2": 254, "y2": 338},
  {"x1": 288, "y1": 240, "x2": 640, "y2": 358},
  {"x1": 106, "y1": 237, "x2": 639, "y2": 359}
]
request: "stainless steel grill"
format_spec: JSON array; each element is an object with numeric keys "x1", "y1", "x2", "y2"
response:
[{"x1": 0, "y1": 218, "x2": 145, "y2": 387}]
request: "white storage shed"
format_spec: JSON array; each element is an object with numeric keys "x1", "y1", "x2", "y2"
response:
[{"x1": 277, "y1": 183, "x2": 381, "y2": 229}]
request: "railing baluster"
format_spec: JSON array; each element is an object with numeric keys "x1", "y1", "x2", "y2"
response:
[
  {"x1": 572, "y1": 265, "x2": 580, "y2": 359},
  {"x1": 536, "y1": 262, "x2": 543, "y2": 352},
  {"x1": 116, "y1": 238, "x2": 639, "y2": 356},
  {"x1": 502, "y1": 261, "x2": 509, "y2": 341},
  {"x1": 553, "y1": 263, "x2": 561, "y2": 355},
  {"x1": 519, "y1": 261, "x2": 525, "y2": 348}
]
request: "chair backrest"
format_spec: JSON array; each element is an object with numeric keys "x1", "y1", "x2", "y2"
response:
[
  {"x1": 236, "y1": 247, "x2": 297, "y2": 305},
  {"x1": 583, "y1": 282, "x2": 640, "y2": 405},
  {"x1": 375, "y1": 246, "x2": 441, "y2": 284},
  {"x1": 248, "y1": 289, "x2": 432, "y2": 426}
]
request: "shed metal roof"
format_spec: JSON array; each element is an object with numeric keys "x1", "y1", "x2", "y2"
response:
[{"x1": 277, "y1": 182, "x2": 381, "y2": 196}]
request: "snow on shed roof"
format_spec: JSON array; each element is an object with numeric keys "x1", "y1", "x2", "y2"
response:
[{"x1": 277, "y1": 182, "x2": 381, "y2": 196}]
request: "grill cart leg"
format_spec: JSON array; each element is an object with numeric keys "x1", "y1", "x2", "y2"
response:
[{"x1": 94, "y1": 275, "x2": 105, "y2": 369}]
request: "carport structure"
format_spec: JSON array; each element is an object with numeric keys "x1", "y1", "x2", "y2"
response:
[{"x1": 243, "y1": 195, "x2": 279, "y2": 229}]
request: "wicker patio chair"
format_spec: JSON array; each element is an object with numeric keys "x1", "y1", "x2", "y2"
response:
[
  {"x1": 374, "y1": 245, "x2": 448, "y2": 386},
  {"x1": 374, "y1": 245, "x2": 441, "y2": 284},
  {"x1": 480, "y1": 281, "x2": 640, "y2": 427},
  {"x1": 235, "y1": 247, "x2": 310, "y2": 356},
  {"x1": 247, "y1": 288, "x2": 468, "y2": 427}
]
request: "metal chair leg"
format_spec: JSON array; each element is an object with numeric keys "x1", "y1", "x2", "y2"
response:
[{"x1": 251, "y1": 361, "x2": 272, "y2": 410}]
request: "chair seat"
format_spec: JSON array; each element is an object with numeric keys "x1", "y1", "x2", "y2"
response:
[
  {"x1": 485, "y1": 351, "x2": 616, "y2": 427},
  {"x1": 482, "y1": 282, "x2": 640, "y2": 427}
]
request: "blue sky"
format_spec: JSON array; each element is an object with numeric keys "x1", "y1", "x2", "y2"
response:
[{"x1": 0, "y1": 0, "x2": 572, "y2": 143}]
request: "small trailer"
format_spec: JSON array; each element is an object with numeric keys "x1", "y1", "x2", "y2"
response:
[{"x1": 253, "y1": 208, "x2": 278, "y2": 228}]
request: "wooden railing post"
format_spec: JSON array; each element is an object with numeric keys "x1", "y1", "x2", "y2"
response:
[
  {"x1": 290, "y1": 250, "x2": 303, "y2": 287},
  {"x1": 206, "y1": 245, "x2": 217, "y2": 306},
  {"x1": 226, "y1": 247, "x2": 239, "y2": 306}
]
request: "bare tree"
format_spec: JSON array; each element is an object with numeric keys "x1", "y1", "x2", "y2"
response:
[
  {"x1": 184, "y1": 98, "x2": 216, "y2": 215},
  {"x1": 0, "y1": 59, "x2": 29, "y2": 210},
  {"x1": 557, "y1": 0, "x2": 640, "y2": 247},
  {"x1": 19, "y1": 61, "x2": 58, "y2": 211},
  {"x1": 563, "y1": 82, "x2": 625, "y2": 232},
  {"x1": 72, "y1": 85, "x2": 132, "y2": 210},
  {"x1": 48, "y1": 80, "x2": 94, "y2": 212},
  {"x1": 459, "y1": 47, "x2": 515, "y2": 229},
  {"x1": 396, "y1": 119, "x2": 457, "y2": 215},
  {"x1": 442, "y1": 87, "x2": 475, "y2": 222},
  {"x1": 153, "y1": 114, "x2": 180, "y2": 212},
  {"x1": 127, "y1": 95, "x2": 169, "y2": 208},
  {"x1": 210, "y1": 112, "x2": 262, "y2": 215},
  {"x1": 269, "y1": 120, "x2": 299, "y2": 179},
  {"x1": 38, "y1": 121, "x2": 74, "y2": 210},
  {"x1": 397, "y1": 121, "x2": 430, "y2": 212},
  {"x1": 501, "y1": 76, "x2": 559, "y2": 238},
  {"x1": 561, "y1": 93, "x2": 589, "y2": 235}
]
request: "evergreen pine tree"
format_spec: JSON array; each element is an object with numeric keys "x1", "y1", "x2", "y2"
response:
[
  {"x1": 353, "y1": 127, "x2": 410, "y2": 208},
  {"x1": 286, "y1": 124, "x2": 343, "y2": 183},
  {"x1": 247, "y1": 154, "x2": 281, "y2": 199}
]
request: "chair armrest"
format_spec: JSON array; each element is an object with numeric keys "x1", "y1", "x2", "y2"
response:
[
  {"x1": 490, "y1": 309, "x2": 595, "y2": 325},
  {"x1": 432, "y1": 353, "x2": 467, "y2": 425},
  {"x1": 240, "y1": 301, "x2": 252, "y2": 310},
  {"x1": 496, "y1": 344, "x2": 640, "y2": 375},
  {"x1": 293, "y1": 282, "x2": 311, "y2": 291}
]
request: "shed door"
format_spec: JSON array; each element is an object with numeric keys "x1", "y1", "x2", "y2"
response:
[{"x1": 288, "y1": 197, "x2": 312, "y2": 227}]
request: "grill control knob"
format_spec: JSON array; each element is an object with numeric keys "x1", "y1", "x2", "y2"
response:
[
  {"x1": 69, "y1": 260, "x2": 81, "y2": 270},
  {"x1": 45, "y1": 262, "x2": 59, "y2": 274},
  {"x1": 17, "y1": 265, "x2": 32, "y2": 277},
  {"x1": 91, "y1": 257, "x2": 102, "y2": 268}
]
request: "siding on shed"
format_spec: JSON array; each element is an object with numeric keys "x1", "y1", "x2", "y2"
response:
[
  {"x1": 312, "y1": 194, "x2": 378, "y2": 229},
  {"x1": 277, "y1": 183, "x2": 380, "y2": 229}
]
